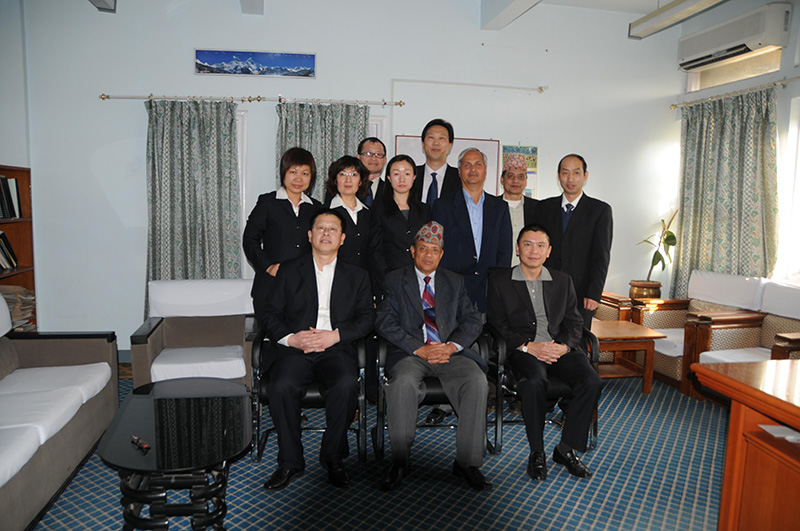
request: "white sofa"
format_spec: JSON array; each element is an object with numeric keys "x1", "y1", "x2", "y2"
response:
[
  {"x1": 632, "y1": 270, "x2": 767, "y2": 394},
  {"x1": 0, "y1": 300, "x2": 118, "y2": 531},
  {"x1": 131, "y1": 279, "x2": 256, "y2": 388},
  {"x1": 698, "y1": 280, "x2": 800, "y2": 363}
]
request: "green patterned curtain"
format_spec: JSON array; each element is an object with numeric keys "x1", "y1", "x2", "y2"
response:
[
  {"x1": 276, "y1": 102, "x2": 370, "y2": 202},
  {"x1": 145, "y1": 100, "x2": 242, "y2": 289},
  {"x1": 671, "y1": 88, "x2": 779, "y2": 297}
]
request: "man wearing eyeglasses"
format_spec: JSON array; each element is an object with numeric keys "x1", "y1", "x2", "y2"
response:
[
  {"x1": 357, "y1": 137, "x2": 388, "y2": 208},
  {"x1": 500, "y1": 154, "x2": 539, "y2": 268},
  {"x1": 261, "y1": 208, "x2": 375, "y2": 491}
]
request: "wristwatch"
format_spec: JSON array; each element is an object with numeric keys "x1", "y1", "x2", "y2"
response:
[{"x1": 520, "y1": 344, "x2": 528, "y2": 353}]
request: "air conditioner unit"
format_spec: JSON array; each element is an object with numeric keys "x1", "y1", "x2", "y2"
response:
[{"x1": 678, "y1": 2, "x2": 791, "y2": 72}]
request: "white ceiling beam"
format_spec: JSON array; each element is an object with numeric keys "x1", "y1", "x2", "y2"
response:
[
  {"x1": 628, "y1": 0, "x2": 727, "y2": 39},
  {"x1": 88, "y1": 0, "x2": 116, "y2": 13},
  {"x1": 240, "y1": 0, "x2": 264, "y2": 16},
  {"x1": 481, "y1": 0, "x2": 543, "y2": 30}
]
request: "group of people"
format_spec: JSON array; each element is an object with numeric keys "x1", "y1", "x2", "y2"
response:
[{"x1": 242, "y1": 118, "x2": 612, "y2": 493}]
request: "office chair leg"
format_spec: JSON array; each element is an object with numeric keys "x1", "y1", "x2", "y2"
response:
[{"x1": 257, "y1": 432, "x2": 269, "y2": 462}]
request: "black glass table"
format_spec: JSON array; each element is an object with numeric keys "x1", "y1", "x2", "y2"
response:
[{"x1": 97, "y1": 378, "x2": 251, "y2": 531}]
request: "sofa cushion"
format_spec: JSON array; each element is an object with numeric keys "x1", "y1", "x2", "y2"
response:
[
  {"x1": 761, "y1": 282, "x2": 800, "y2": 320},
  {"x1": 0, "y1": 362, "x2": 111, "y2": 403},
  {"x1": 0, "y1": 425, "x2": 40, "y2": 488},
  {"x1": 0, "y1": 337, "x2": 18, "y2": 380},
  {"x1": 699, "y1": 347, "x2": 771, "y2": 364},
  {"x1": 150, "y1": 345, "x2": 246, "y2": 382},
  {"x1": 148, "y1": 279, "x2": 253, "y2": 318},
  {"x1": 687, "y1": 270, "x2": 767, "y2": 311},
  {"x1": 654, "y1": 328, "x2": 685, "y2": 358},
  {"x1": 0, "y1": 388, "x2": 83, "y2": 444}
]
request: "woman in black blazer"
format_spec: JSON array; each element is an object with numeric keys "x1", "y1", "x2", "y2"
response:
[
  {"x1": 371, "y1": 154, "x2": 432, "y2": 295},
  {"x1": 243, "y1": 147, "x2": 322, "y2": 325},
  {"x1": 324, "y1": 155, "x2": 378, "y2": 274}
]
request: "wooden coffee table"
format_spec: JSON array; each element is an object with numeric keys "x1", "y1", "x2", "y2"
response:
[{"x1": 591, "y1": 320, "x2": 667, "y2": 394}]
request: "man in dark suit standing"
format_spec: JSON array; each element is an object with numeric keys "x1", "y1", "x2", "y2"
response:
[
  {"x1": 535, "y1": 154, "x2": 612, "y2": 329},
  {"x1": 433, "y1": 148, "x2": 512, "y2": 313},
  {"x1": 500, "y1": 154, "x2": 538, "y2": 267},
  {"x1": 411, "y1": 119, "x2": 461, "y2": 206},
  {"x1": 261, "y1": 208, "x2": 375, "y2": 491},
  {"x1": 356, "y1": 137, "x2": 387, "y2": 208},
  {"x1": 486, "y1": 224, "x2": 601, "y2": 481},
  {"x1": 376, "y1": 222, "x2": 490, "y2": 492}
]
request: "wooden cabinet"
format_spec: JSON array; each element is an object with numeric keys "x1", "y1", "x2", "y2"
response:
[{"x1": 0, "y1": 165, "x2": 35, "y2": 326}]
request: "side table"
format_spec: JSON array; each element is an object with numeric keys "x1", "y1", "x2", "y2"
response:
[{"x1": 97, "y1": 378, "x2": 251, "y2": 530}]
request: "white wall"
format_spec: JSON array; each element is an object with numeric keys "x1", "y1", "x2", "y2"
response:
[
  {"x1": 0, "y1": 0, "x2": 29, "y2": 167},
  {"x1": 5, "y1": 0, "x2": 690, "y2": 347}
]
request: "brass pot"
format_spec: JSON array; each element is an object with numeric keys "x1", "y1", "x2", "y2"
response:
[{"x1": 629, "y1": 280, "x2": 662, "y2": 300}]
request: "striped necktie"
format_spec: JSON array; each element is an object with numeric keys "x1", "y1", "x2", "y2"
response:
[{"x1": 422, "y1": 276, "x2": 440, "y2": 344}]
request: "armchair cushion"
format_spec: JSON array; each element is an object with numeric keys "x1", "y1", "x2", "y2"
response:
[
  {"x1": 150, "y1": 345, "x2": 246, "y2": 382},
  {"x1": 699, "y1": 347, "x2": 770, "y2": 364},
  {"x1": 654, "y1": 328, "x2": 685, "y2": 358},
  {"x1": 687, "y1": 270, "x2": 767, "y2": 311},
  {"x1": 149, "y1": 279, "x2": 253, "y2": 317}
]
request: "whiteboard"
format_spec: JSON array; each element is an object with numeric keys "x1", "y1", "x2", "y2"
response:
[{"x1": 394, "y1": 135, "x2": 501, "y2": 195}]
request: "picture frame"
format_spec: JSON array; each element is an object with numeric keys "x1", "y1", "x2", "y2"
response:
[{"x1": 195, "y1": 49, "x2": 315, "y2": 78}]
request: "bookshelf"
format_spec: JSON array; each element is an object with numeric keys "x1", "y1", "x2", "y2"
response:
[{"x1": 0, "y1": 165, "x2": 35, "y2": 327}]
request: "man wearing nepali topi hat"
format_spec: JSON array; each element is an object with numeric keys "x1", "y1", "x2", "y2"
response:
[
  {"x1": 500, "y1": 154, "x2": 539, "y2": 267},
  {"x1": 375, "y1": 221, "x2": 491, "y2": 492}
]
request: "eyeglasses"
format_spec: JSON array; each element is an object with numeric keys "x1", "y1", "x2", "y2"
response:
[
  {"x1": 338, "y1": 171, "x2": 359, "y2": 179},
  {"x1": 312, "y1": 225, "x2": 341, "y2": 234},
  {"x1": 359, "y1": 151, "x2": 386, "y2": 158}
]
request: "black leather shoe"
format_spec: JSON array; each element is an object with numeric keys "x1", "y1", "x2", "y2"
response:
[
  {"x1": 264, "y1": 467, "x2": 303, "y2": 490},
  {"x1": 380, "y1": 462, "x2": 409, "y2": 491},
  {"x1": 425, "y1": 407, "x2": 449, "y2": 425},
  {"x1": 452, "y1": 459, "x2": 492, "y2": 491},
  {"x1": 553, "y1": 448, "x2": 592, "y2": 478},
  {"x1": 326, "y1": 458, "x2": 350, "y2": 488},
  {"x1": 527, "y1": 451, "x2": 547, "y2": 481}
]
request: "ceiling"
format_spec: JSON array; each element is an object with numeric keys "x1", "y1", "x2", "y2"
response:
[{"x1": 540, "y1": 0, "x2": 661, "y2": 15}]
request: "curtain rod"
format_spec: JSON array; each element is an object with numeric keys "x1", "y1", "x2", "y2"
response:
[
  {"x1": 98, "y1": 93, "x2": 405, "y2": 106},
  {"x1": 670, "y1": 76, "x2": 800, "y2": 110}
]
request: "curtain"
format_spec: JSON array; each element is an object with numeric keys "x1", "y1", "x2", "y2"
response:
[
  {"x1": 671, "y1": 88, "x2": 779, "y2": 297},
  {"x1": 145, "y1": 100, "x2": 241, "y2": 290},
  {"x1": 276, "y1": 102, "x2": 370, "y2": 202}
]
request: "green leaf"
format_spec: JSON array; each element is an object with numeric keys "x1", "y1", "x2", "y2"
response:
[
  {"x1": 651, "y1": 252, "x2": 665, "y2": 270},
  {"x1": 664, "y1": 232, "x2": 677, "y2": 246}
]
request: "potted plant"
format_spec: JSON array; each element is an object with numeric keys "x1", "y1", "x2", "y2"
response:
[{"x1": 629, "y1": 210, "x2": 678, "y2": 299}]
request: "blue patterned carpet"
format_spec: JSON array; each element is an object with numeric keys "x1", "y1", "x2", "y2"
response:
[{"x1": 34, "y1": 377, "x2": 727, "y2": 531}]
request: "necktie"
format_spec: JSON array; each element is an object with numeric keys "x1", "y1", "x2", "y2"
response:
[
  {"x1": 364, "y1": 186, "x2": 374, "y2": 208},
  {"x1": 426, "y1": 172, "x2": 438, "y2": 207},
  {"x1": 422, "y1": 276, "x2": 440, "y2": 344},
  {"x1": 562, "y1": 203, "x2": 574, "y2": 232}
]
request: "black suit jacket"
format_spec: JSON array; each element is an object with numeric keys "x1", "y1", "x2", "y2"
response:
[
  {"x1": 433, "y1": 189, "x2": 512, "y2": 312},
  {"x1": 534, "y1": 194, "x2": 612, "y2": 305},
  {"x1": 325, "y1": 201, "x2": 379, "y2": 273},
  {"x1": 376, "y1": 266, "x2": 484, "y2": 373},
  {"x1": 242, "y1": 191, "x2": 322, "y2": 322},
  {"x1": 263, "y1": 253, "x2": 375, "y2": 353},
  {"x1": 370, "y1": 199, "x2": 432, "y2": 294},
  {"x1": 412, "y1": 164, "x2": 461, "y2": 204},
  {"x1": 486, "y1": 267, "x2": 583, "y2": 352}
]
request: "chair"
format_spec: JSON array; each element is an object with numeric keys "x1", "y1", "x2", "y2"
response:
[
  {"x1": 250, "y1": 326, "x2": 368, "y2": 464},
  {"x1": 372, "y1": 331, "x2": 491, "y2": 461},
  {"x1": 487, "y1": 324, "x2": 601, "y2": 455},
  {"x1": 130, "y1": 279, "x2": 257, "y2": 389}
]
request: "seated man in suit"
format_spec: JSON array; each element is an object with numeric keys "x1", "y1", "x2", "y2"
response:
[
  {"x1": 262, "y1": 208, "x2": 375, "y2": 490},
  {"x1": 376, "y1": 222, "x2": 491, "y2": 492},
  {"x1": 486, "y1": 224, "x2": 602, "y2": 481}
]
